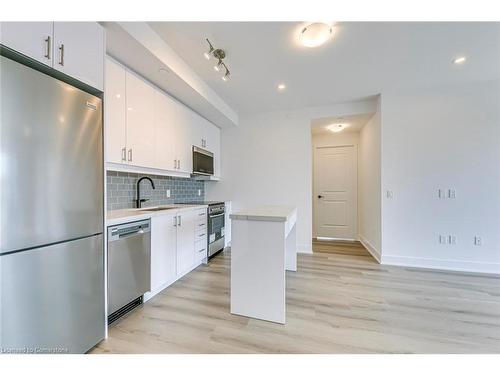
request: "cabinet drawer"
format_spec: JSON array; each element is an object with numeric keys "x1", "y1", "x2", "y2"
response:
[
  {"x1": 195, "y1": 240, "x2": 207, "y2": 252},
  {"x1": 195, "y1": 231, "x2": 207, "y2": 242},
  {"x1": 195, "y1": 220, "x2": 207, "y2": 230},
  {"x1": 195, "y1": 209, "x2": 207, "y2": 219}
]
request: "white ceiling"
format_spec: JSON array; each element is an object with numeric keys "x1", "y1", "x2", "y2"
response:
[
  {"x1": 311, "y1": 113, "x2": 374, "y2": 135},
  {"x1": 148, "y1": 22, "x2": 500, "y2": 114}
]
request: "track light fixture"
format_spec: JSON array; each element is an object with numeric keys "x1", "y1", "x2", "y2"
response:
[{"x1": 204, "y1": 38, "x2": 230, "y2": 82}]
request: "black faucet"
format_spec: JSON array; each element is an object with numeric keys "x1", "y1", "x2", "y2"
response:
[{"x1": 136, "y1": 176, "x2": 155, "y2": 208}]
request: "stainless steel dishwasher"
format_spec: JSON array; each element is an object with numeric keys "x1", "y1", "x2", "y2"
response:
[{"x1": 107, "y1": 219, "x2": 151, "y2": 323}]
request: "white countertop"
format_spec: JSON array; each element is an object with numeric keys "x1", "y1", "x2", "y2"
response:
[
  {"x1": 230, "y1": 205, "x2": 297, "y2": 222},
  {"x1": 106, "y1": 204, "x2": 208, "y2": 226}
]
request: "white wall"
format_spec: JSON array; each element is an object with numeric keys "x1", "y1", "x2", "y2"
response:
[
  {"x1": 359, "y1": 98, "x2": 382, "y2": 261},
  {"x1": 206, "y1": 99, "x2": 378, "y2": 253},
  {"x1": 381, "y1": 80, "x2": 500, "y2": 273}
]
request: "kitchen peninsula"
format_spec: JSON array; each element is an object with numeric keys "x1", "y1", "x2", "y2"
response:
[{"x1": 229, "y1": 205, "x2": 297, "y2": 324}]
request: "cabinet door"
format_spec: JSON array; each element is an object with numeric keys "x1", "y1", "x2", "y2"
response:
[
  {"x1": 104, "y1": 58, "x2": 127, "y2": 164},
  {"x1": 176, "y1": 210, "x2": 195, "y2": 276},
  {"x1": 205, "y1": 123, "x2": 221, "y2": 177},
  {"x1": 1, "y1": 22, "x2": 54, "y2": 66},
  {"x1": 151, "y1": 212, "x2": 177, "y2": 291},
  {"x1": 125, "y1": 71, "x2": 156, "y2": 168},
  {"x1": 174, "y1": 103, "x2": 194, "y2": 174},
  {"x1": 154, "y1": 90, "x2": 177, "y2": 171},
  {"x1": 52, "y1": 22, "x2": 104, "y2": 90}
]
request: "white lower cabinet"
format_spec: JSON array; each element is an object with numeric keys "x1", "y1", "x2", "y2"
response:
[
  {"x1": 149, "y1": 212, "x2": 177, "y2": 296},
  {"x1": 176, "y1": 209, "x2": 196, "y2": 277},
  {"x1": 144, "y1": 208, "x2": 207, "y2": 302}
]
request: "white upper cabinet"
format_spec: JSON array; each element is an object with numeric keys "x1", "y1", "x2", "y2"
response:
[
  {"x1": 1, "y1": 22, "x2": 104, "y2": 90},
  {"x1": 175, "y1": 103, "x2": 195, "y2": 174},
  {"x1": 105, "y1": 59, "x2": 127, "y2": 164},
  {"x1": 154, "y1": 90, "x2": 178, "y2": 171},
  {"x1": 125, "y1": 71, "x2": 156, "y2": 168},
  {"x1": 52, "y1": 22, "x2": 104, "y2": 90},
  {"x1": 104, "y1": 57, "x2": 221, "y2": 178},
  {"x1": 1, "y1": 22, "x2": 54, "y2": 66}
]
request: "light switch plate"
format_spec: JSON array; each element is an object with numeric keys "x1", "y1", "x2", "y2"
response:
[
  {"x1": 438, "y1": 189, "x2": 445, "y2": 199},
  {"x1": 166, "y1": 189, "x2": 171, "y2": 198},
  {"x1": 439, "y1": 235, "x2": 448, "y2": 244},
  {"x1": 449, "y1": 235, "x2": 457, "y2": 245},
  {"x1": 198, "y1": 189, "x2": 201, "y2": 196},
  {"x1": 386, "y1": 190, "x2": 394, "y2": 199}
]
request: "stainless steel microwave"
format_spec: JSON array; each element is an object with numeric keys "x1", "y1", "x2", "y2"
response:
[{"x1": 192, "y1": 146, "x2": 214, "y2": 176}]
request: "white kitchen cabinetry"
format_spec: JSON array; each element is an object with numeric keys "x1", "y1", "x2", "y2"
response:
[
  {"x1": 194, "y1": 208, "x2": 208, "y2": 262},
  {"x1": 105, "y1": 59, "x2": 127, "y2": 164},
  {"x1": 126, "y1": 71, "x2": 156, "y2": 168},
  {"x1": 104, "y1": 57, "x2": 221, "y2": 178},
  {"x1": 52, "y1": 22, "x2": 104, "y2": 91},
  {"x1": 155, "y1": 90, "x2": 178, "y2": 171},
  {"x1": 176, "y1": 209, "x2": 196, "y2": 277},
  {"x1": 1, "y1": 22, "x2": 104, "y2": 90},
  {"x1": 1, "y1": 22, "x2": 54, "y2": 67},
  {"x1": 149, "y1": 212, "x2": 177, "y2": 295},
  {"x1": 174, "y1": 103, "x2": 195, "y2": 174}
]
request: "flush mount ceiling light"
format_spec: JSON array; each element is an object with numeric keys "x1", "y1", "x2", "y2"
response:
[
  {"x1": 327, "y1": 123, "x2": 349, "y2": 133},
  {"x1": 277, "y1": 83, "x2": 286, "y2": 91},
  {"x1": 204, "y1": 38, "x2": 230, "y2": 82},
  {"x1": 453, "y1": 56, "x2": 466, "y2": 64},
  {"x1": 299, "y1": 22, "x2": 333, "y2": 48}
]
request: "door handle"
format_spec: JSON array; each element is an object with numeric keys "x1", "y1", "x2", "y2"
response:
[
  {"x1": 58, "y1": 44, "x2": 65, "y2": 66},
  {"x1": 318, "y1": 195, "x2": 323, "y2": 199},
  {"x1": 44, "y1": 36, "x2": 51, "y2": 60}
]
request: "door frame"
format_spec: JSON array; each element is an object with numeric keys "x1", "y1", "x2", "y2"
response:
[{"x1": 312, "y1": 144, "x2": 358, "y2": 240}]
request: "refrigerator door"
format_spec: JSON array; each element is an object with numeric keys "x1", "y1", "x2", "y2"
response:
[
  {"x1": 0, "y1": 234, "x2": 105, "y2": 353},
  {"x1": 0, "y1": 56, "x2": 103, "y2": 254}
]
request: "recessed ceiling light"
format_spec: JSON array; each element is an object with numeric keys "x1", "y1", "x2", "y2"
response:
[
  {"x1": 453, "y1": 56, "x2": 466, "y2": 64},
  {"x1": 278, "y1": 84, "x2": 286, "y2": 91},
  {"x1": 327, "y1": 123, "x2": 349, "y2": 133},
  {"x1": 299, "y1": 22, "x2": 333, "y2": 48},
  {"x1": 115, "y1": 94, "x2": 121, "y2": 99}
]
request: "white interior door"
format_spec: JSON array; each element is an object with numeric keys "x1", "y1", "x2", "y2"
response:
[{"x1": 313, "y1": 145, "x2": 357, "y2": 239}]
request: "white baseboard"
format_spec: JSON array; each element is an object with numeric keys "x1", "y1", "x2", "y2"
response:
[
  {"x1": 359, "y1": 235, "x2": 381, "y2": 263},
  {"x1": 382, "y1": 255, "x2": 500, "y2": 275},
  {"x1": 297, "y1": 243, "x2": 313, "y2": 254}
]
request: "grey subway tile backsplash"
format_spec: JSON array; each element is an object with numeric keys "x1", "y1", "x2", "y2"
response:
[{"x1": 106, "y1": 171, "x2": 205, "y2": 210}]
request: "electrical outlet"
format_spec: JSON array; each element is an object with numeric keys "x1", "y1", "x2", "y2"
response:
[
  {"x1": 474, "y1": 236, "x2": 482, "y2": 246},
  {"x1": 449, "y1": 235, "x2": 457, "y2": 245},
  {"x1": 448, "y1": 189, "x2": 456, "y2": 199},
  {"x1": 198, "y1": 189, "x2": 201, "y2": 196},
  {"x1": 166, "y1": 189, "x2": 171, "y2": 198},
  {"x1": 386, "y1": 190, "x2": 394, "y2": 199},
  {"x1": 439, "y1": 235, "x2": 448, "y2": 244}
]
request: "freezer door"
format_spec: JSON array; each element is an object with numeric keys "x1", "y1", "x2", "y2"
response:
[
  {"x1": 0, "y1": 234, "x2": 105, "y2": 354},
  {"x1": 0, "y1": 56, "x2": 103, "y2": 254}
]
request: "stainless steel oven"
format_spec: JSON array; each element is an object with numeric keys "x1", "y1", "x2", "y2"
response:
[
  {"x1": 208, "y1": 202, "x2": 225, "y2": 257},
  {"x1": 193, "y1": 146, "x2": 214, "y2": 176}
]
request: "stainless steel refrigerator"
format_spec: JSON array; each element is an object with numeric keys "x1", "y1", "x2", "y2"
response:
[{"x1": 0, "y1": 54, "x2": 105, "y2": 354}]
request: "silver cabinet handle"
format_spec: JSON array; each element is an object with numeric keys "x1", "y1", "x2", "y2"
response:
[
  {"x1": 121, "y1": 147, "x2": 126, "y2": 161},
  {"x1": 173, "y1": 159, "x2": 177, "y2": 169},
  {"x1": 173, "y1": 216, "x2": 177, "y2": 227},
  {"x1": 58, "y1": 44, "x2": 64, "y2": 66},
  {"x1": 177, "y1": 159, "x2": 180, "y2": 169},
  {"x1": 128, "y1": 149, "x2": 132, "y2": 162},
  {"x1": 44, "y1": 36, "x2": 51, "y2": 60},
  {"x1": 178, "y1": 215, "x2": 182, "y2": 226}
]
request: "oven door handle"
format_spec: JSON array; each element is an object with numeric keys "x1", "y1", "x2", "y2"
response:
[{"x1": 209, "y1": 213, "x2": 225, "y2": 218}]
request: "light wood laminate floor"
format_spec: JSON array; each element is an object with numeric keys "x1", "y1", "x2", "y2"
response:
[{"x1": 91, "y1": 242, "x2": 500, "y2": 354}]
